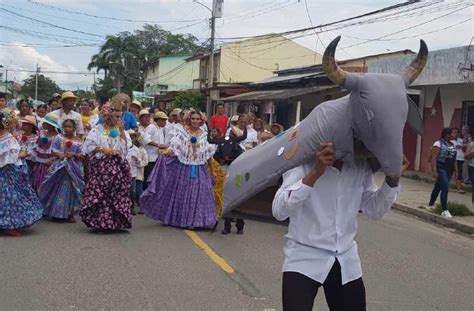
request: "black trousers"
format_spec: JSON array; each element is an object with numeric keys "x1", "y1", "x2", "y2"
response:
[
  {"x1": 282, "y1": 260, "x2": 366, "y2": 311},
  {"x1": 143, "y1": 161, "x2": 156, "y2": 189}
]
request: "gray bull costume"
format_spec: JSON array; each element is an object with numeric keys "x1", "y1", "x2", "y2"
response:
[{"x1": 222, "y1": 36, "x2": 428, "y2": 215}]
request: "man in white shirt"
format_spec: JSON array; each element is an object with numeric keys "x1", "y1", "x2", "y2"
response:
[
  {"x1": 53, "y1": 91, "x2": 84, "y2": 136},
  {"x1": 273, "y1": 143, "x2": 407, "y2": 311},
  {"x1": 138, "y1": 109, "x2": 165, "y2": 189}
]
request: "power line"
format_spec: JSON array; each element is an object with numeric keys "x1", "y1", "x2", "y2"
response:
[
  {"x1": 223, "y1": 1, "x2": 298, "y2": 24},
  {"x1": 340, "y1": 3, "x2": 474, "y2": 50},
  {"x1": 27, "y1": 0, "x2": 206, "y2": 23},
  {"x1": 0, "y1": 3, "x2": 119, "y2": 30},
  {"x1": 303, "y1": 0, "x2": 325, "y2": 63},
  {"x1": 0, "y1": 41, "x2": 99, "y2": 48},
  {"x1": 335, "y1": 17, "x2": 474, "y2": 42},
  {"x1": 0, "y1": 8, "x2": 103, "y2": 38},
  {"x1": 0, "y1": 25, "x2": 103, "y2": 43},
  {"x1": 215, "y1": 0, "x2": 462, "y2": 51}
]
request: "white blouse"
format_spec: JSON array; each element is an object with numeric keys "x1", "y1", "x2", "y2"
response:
[
  {"x1": 82, "y1": 124, "x2": 131, "y2": 159},
  {"x1": 170, "y1": 124, "x2": 216, "y2": 165},
  {"x1": 0, "y1": 133, "x2": 21, "y2": 168}
]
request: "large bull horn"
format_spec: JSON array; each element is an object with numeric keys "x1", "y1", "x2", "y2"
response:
[
  {"x1": 323, "y1": 36, "x2": 347, "y2": 86},
  {"x1": 404, "y1": 39, "x2": 428, "y2": 84}
]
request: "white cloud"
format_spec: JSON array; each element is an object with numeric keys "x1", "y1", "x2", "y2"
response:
[{"x1": 0, "y1": 44, "x2": 96, "y2": 90}]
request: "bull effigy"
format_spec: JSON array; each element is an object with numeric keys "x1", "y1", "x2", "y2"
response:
[{"x1": 222, "y1": 36, "x2": 428, "y2": 215}]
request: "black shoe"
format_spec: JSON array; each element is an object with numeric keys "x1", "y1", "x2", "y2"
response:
[
  {"x1": 221, "y1": 228, "x2": 231, "y2": 235},
  {"x1": 236, "y1": 229, "x2": 244, "y2": 235}
]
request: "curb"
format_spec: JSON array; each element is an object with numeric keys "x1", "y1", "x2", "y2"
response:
[{"x1": 392, "y1": 203, "x2": 474, "y2": 235}]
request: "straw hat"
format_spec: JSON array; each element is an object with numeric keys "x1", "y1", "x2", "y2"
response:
[
  {"x1": 19, "y1": 115, "x2": 37, "y2": 127},
  {"x1": 154, "y1": 111, "x2": 168, "y2": 120},
  {"x1": 59, "y1": 91, "x2": 78, "y2": 103},
  {"x1": 138, "y1": 109, "x2": 150, "y2": 118},
  {"x1": 40, "y1": 112, "x2": 61, "y2": 130},
  {"x1": 130, "y1": 100, "x2": 142, "y2": 109},
  {"x1": 169, "y1": 108, "x2": 182, "y2": 116}
]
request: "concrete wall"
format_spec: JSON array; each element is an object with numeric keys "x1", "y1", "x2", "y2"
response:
[
  {"x1": 144, "y1": 56, "x2": 199, "y2": 95},
  {"x1": 219, "y1": 36, "x2": 322, "y2": 83},
  {"x1": 368, "y1": 45, "x2": 474, "y2": 86}
]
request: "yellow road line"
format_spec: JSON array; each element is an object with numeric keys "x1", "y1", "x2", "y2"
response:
[{"x1": 184, "y1": 230, "x2": 235, "y2": 274}]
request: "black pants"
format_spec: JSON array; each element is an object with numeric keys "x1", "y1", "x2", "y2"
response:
[
  {"x1": 282, "y1": 260, "x2": 366, "y2": 311},
  {"x1": 223, "y1": 218, "x2": 244, "y2": 231},
  {"x1": 143, "y1": 161, "x2": 156, "y2": 189}
]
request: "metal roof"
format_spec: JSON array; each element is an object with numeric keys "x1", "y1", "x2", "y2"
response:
[
  {"x1": 222, "y1": 85, "x2": 339, "y2": 102},
  {"x1": 251, "y1": 72, "x2": 325, "y2": 85}
]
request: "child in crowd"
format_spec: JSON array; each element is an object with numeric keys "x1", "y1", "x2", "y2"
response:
[
  {"x1": 17, "y1": 115, "x2": 39, "y2": 175},
  {"x1": 39, "y1": 119, "x2": 84, "y2": 223},
  {"x1": 32, "y1": 112, "x2": 61, "y2": 191},
  {"x1": 127, "y1": 131, "x2": 148, "y2": 215}
]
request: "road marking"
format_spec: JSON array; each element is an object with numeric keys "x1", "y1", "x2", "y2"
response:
[{"x1": 184, "y1": 230, "x2": 235, "y2": 274}]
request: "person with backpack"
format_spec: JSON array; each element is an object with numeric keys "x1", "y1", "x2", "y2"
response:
[{"x1": 425, "y1": 128, "x2": 457, "y2": 218}]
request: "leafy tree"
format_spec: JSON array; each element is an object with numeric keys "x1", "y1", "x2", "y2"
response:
[
  {"x1": 172, "y1": 91, "x2": 205, "y2": 110},
  {"x1": 21, "y1": 74, "x2": 62, "y2": 102},
  {"x1": 88, "y1": 24, "x2": 203, "y2": 96}
]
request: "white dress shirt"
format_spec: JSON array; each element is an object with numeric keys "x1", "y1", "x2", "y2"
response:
[
  {"x1": 272, "y1": 159, "x2": 399, "y2": 285},
  {"x1": 52, "y1": 109, "x2": 84, "y2": 135},
  {"x1": 139, "y1": 124, "x2": 162, "y2": 162}
]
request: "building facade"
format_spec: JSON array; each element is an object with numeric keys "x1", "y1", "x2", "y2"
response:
[
  {"x1": 369, "y1": 45, "x2": 474, "y2": 172},
  {"x1": 143, "y1": 55, "x2": 200, "y2": 96}
]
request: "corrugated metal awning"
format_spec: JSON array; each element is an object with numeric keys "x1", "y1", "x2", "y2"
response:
[
  {"x1": 222, "y1": 85, "x2": 339, "y2": 102},
  {"x1": 251, "y1": 72, "x2": 324, "y2": 85}
]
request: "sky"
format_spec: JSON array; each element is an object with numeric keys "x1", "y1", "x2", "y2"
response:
[{"x1": 0, "y1": 0, "x2": 472, "y2": 90}]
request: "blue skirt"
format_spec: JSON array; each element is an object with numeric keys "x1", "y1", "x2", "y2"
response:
[{"x1": 0, "y1": 164, "x2": 43, "y2": 229}]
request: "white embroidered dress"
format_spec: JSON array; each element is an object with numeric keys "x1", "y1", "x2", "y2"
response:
[
  {"x1": 0, "y1": 133, "x2": 21, "y2": 168},
  {"x1": 170, "y1": 125, "x2": 216, "y2": 166},
  {"x1": 82, "y1": 124, "x2": 131, "y2": 159}
]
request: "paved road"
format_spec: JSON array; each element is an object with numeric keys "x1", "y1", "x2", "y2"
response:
[{"x1": 1, "y1": 210, "x2": 473, "y2": 311}]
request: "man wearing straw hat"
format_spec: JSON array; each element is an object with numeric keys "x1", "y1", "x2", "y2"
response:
[{"x1": 52, "y1": 91, "x2": 84, "y2": 137}]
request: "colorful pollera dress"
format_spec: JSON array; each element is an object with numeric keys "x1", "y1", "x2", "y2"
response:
[
  {"x1": 16, "y1": 133, "x2": 38, "y2": 178},
  {"x1": 38, "y1": 136, "x2": 85, "y2": 219},
  {"x1": 80, "y1": 125, "x2": 133, "y2": 230},
  {"x1": 0, "y1": 133, "x2": 43, "y2": 229},
  {"x1": 140, "y1": 124, "x2": 217, "y2": 228},
  {"x1": 31, "y1": 134, "x2": 57, "y2": 191}
]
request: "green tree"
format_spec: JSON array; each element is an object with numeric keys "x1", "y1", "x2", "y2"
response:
[
  {"x1": 88, "y1": 24, "x2": 203, "y2": 97},
  {"x1": 21, "y1": 74, "x2": 62, "y2": 102},
  {"x1": 172, "y1": 91, "x2": 205, "y2": 110}
]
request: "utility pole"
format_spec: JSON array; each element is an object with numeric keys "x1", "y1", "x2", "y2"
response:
[
  {"x1": 35, "y1": 63, "x2": 40, "y2": 101},
  {"x1": 93, "y1": 72, "x2": 96, "y2": 96}
]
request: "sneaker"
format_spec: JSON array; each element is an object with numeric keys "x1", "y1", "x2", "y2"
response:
[
  {"x1": 441, "y1": 210, "x2": 453, "y2": 218},
  {"x1": 425, "y1": 205, "x2": 436, "y2": 211}
]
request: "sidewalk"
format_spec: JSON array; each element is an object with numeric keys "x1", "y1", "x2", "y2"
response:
[
  {"x1": 373, "y1": 174, "x2": 474, "y2": 235},
  {"x1": 236, "y1": 175, "x2": 474, "y2": 235}
]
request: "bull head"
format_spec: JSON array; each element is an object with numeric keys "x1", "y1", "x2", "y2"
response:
[{"x1": 324, "y1": 36, "x2": 428, "y2": 176}]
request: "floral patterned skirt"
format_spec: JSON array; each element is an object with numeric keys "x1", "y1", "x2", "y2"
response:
[
  {"x1": 0, "y1": 164, "x2": 43, "y2": 229},
  {"x1": 80, "y1": 155, "x2": 133, "y2": 230}
]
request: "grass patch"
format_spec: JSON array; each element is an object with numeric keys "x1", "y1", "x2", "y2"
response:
[{"x1": 434, "y1": 201, "x2": 474, "y2": 217}]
